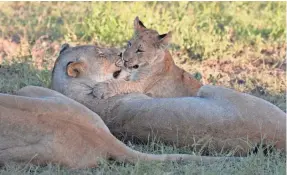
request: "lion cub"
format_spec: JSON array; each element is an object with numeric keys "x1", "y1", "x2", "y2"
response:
[{"x1": 93, "y1": 17, "x2": 202, "y2": 99}]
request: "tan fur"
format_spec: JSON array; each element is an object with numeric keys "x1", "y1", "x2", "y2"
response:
[
  {"x1": 92, "y1": 17, "x2": 202, "y2": 99},
  {"x1": 1, "y1": 86, "x2": 235, "y2": 168},
  {"x1": 51, "y1": 44, "x2": 285, "y2": 156}
]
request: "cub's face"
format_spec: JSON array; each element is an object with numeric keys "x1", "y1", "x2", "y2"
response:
[
  {"x1": 123, "y1": 30, "x2": 164, "y2": 69},
  {"x1": 56, "y1": 45, "x2": 130, "y2": 83},
  {"x1": 121, "y1": 17, "x2": 172, "y2": 81}
]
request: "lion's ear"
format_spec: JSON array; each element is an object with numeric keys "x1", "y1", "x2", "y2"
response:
[
  {"x1": 134, "y1": 16, "x2": 146, "y2": 32},
  {"x1": 59, "y1": 43, "x2": 70, "y2": 54},
  {"x1": 66, "y1": 61, "x2": 86, "y2": 78},
  {"x1": 158, "y1": 31, "x2": 172, "y2": 49}
]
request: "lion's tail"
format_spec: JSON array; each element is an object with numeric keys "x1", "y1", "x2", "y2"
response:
[{"x1": 100, "y1": 127, "x2": 240, "y2": 164}]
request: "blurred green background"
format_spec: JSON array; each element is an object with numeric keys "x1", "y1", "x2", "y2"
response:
[
  {"x1": 1, "y1": 2, "x2": 285, "y2": 58},
  {"x1": 1, "y1": 1, "x2": 285, "y2": 106}
]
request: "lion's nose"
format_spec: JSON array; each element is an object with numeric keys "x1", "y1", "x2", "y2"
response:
[{"x1": 123, "y1": 60, "x2": 129, "y2": 67}]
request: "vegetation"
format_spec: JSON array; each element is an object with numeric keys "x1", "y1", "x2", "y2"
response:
[{"x1": 0, "y1": 2, "x2": 286, "y2": 174}]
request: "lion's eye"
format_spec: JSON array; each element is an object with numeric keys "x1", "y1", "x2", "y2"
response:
[
  {"x1": 113, "y1": 70, "x2": 121, "y2": 79},
  {"x1": 132, "y1": 65, "x2": 139, "y2": 69},
  {"x1": 127, "y1": 41, "x2": 131, "y2": 48}
]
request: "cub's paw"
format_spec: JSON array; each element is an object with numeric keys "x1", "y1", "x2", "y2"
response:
[{"x1": 92, "y1": 83, "x2": 116, "y2": 99}]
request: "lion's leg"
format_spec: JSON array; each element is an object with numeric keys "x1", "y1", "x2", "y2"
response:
[
  {"x1": 0, "y1": 142, "x2": 52, "y2": 166},
  {"x1": 0, "y1": 135, "x2": 99, "y2": 169},
  {"x1": 93, "y1": 80, "x2": 146, "y2": 99},
  {"x1": 111, "y1": 81, "x2": 146, "y2": 94}
]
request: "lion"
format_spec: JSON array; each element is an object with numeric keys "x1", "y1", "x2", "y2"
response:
[
  {"x1": 51, "y1": 44, "x2": 286, "y2": 156},
  {"x1": 51, "y1": 44, "x2": 130, "y2": 104},
  {"x1": 92, "y1": 17, "x2": 202, "y2": 99},
  {"x1": 1, "y1": 86, "x2": 234, "y2": 169}
]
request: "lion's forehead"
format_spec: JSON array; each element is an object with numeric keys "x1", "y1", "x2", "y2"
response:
[
  {"x1": 59, "y1": 45, "x2": 119, "y2": 58},
  {"x1": 84, "y1": 47, "x2": 119, "y2": 62}
]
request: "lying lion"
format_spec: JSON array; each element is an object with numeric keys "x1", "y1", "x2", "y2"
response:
[
  {"x1": 51, "y1": 44, "x2": 286, "y2": 156},
  {"x1": 1, "y1": 86, "x2": 233, "y2": 168}
]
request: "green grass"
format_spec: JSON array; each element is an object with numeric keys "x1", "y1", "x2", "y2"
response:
[
  {"x1": 0, "y1": 1, "x2": 286, "y2": 174},
  {"x1": 1, "y1": 152, "x2": 286, "y2": 175}
]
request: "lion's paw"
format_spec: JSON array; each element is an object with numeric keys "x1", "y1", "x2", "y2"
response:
[{"x1": 92, "y1": 83, "x2": 116, "y2": 99}]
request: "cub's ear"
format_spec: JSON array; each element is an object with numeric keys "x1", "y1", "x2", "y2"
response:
[
  {"x1": 158, "y1": 31, "x2": 172, "y2": 49},
  {"x1": 66, "y1": 60, "x2": 86, "y2": 78},
  {"x1": 134, "y1": 16, "x2": 146, "y2": 32}
]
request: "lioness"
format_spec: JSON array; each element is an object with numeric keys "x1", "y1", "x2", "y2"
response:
[
  {"x1": 51, "y1": 44, "x2": 285, "y2": 156},
  {"x1": 1, "y1": 86, "x2": 229, "y2": 168},
  {"x1": 92, "y1": 17, "x2": 202, "y2": 99}
]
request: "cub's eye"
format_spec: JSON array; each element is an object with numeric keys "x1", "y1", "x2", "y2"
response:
[
  {"x1": 113, "y1": 70, "x2": 121, "y2": 79},
  {"x1": 127, "y1": 41, "x2": 131, "y2": 48},
  {"x1": 136, "y1": 44, "x2": 144, "y2": 53},
  {"x1": 132, "y1": 65, "x2": 139, "y2": 69}
]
